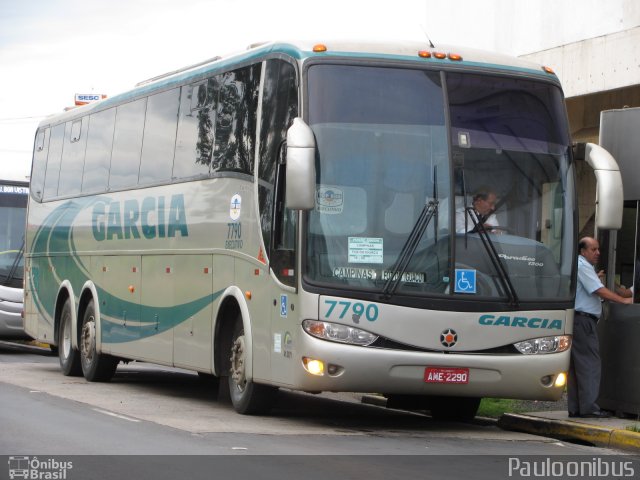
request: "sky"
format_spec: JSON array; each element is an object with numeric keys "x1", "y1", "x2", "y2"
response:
[{"x1": 0, "y1": 0, "x2": 574, "y2": 182}]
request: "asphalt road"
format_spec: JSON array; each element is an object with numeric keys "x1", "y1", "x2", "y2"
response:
[{"x1": 1, "y1": 341, "x2": 638, "y2": 480}]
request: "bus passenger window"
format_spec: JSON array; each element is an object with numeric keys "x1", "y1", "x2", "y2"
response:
[
  {"x1": 173, "y1": 80, "x2": 218, "y2": 179},
  {"x1": 191, "y1": 82, "x2": 208, "y2": 111},
  {"x1": 58, "y1": 118, "x2": 86, "y2": 196},
  {"x1": 43, "y1": 124, "x2": 65, "y2": 200},
  {"x1": 31, "y1": 128, "x2": 49, "y2": 201},
  {"x1": 139, "y1": 88, "x2": 180, "y2": 185},
  {"x1": 213, "y1": 65, "x2": 260, "y2": 175},
  {"x1": 109, "y1": 98, "x2": 147, "y2": 190},
  {"x1": 83, "y1": 109, "x2": 116, "y2": 194}
]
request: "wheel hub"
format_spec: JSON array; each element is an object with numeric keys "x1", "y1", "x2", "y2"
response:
[
  {"x1": 61, "y1": 318, "x2": 72, "y2": 358},
  {"x1": 81, "y1": 316, "x2": 96, "y2": 362},
  {"x1": 230, "y1": 335, "x2": 246, "y2": 388}
]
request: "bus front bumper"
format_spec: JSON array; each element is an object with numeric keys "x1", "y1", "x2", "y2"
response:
[{"x1": 285, "y1": 330, "x2": 569, "y2": 401}]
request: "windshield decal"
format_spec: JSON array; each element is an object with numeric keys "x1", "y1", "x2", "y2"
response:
[
  {"x1": 316, "y1": 185, "x2": 344, "y2": 214},
  {"x1": 455, "y1": 269, "x2": 477, "y2": 294},
  {"x1": 331, "y1": 266, "x2": 425, "y2": 283},
  {"x1": 348, "y1": 237, "x2": 383, "y2": 264}
]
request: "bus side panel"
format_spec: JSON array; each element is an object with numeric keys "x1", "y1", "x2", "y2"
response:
[
  {"x1": 234, "y1": 255, "x2": 272, "y2": 382},
  {"x1": 268, "y1": 283, "x2": 298, "y2": 387},
  {"x1": 23, "y1": 255, "x2": 55, "y2": 344},
  {"x1": 95, "y1": 255, "x2": 143, "y2": 359},
  {"x1": 212, "y1": 254, "x2": 235, "y2": 372},
  {"x1": 172, "y1": 254, "x2": 214, "y2": 371}
]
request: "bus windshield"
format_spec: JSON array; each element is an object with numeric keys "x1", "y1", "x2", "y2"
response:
[
  {"x1": 0, "y1": 183, "x2": 28, "y2": 288},
  {"x1": 305, "y1": 64, "x2": 574, "y2": 304}
]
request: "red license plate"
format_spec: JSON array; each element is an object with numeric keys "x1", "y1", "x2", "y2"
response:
[{"x1": 424, "y1": 367, "x2": 469, "y2": 384}]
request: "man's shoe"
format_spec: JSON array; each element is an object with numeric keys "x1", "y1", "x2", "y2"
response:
[
  {"x1": 580, "y1": 410, "x2": 611, "y2": 418},
  {"x1": 568, "y1": 412, "x2": 578, "y2": 418}
]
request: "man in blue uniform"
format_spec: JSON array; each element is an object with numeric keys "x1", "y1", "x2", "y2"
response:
[{"x1": 570, "y1": 237, "x2": 632, "y2": 418}]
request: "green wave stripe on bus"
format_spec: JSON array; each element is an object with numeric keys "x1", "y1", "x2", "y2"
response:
[
  {"x1": 96, "y1": 287, "x2": 222, "y2": 343},
  {"x1": 30, "y1": 199, "x2": 222, "y2": 343},
  {"x1": 29, "y1": 199, "x2": 97, "y2": 323}
]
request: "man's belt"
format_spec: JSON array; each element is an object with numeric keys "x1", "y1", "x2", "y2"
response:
[{"x1": 576, "y1": 311, "x2": 599, "y2": 321}]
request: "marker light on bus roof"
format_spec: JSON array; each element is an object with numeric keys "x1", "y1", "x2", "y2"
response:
[
  {"x1": 418, "y1": 51, "x2": 462, "y2": 61},
  {"x1": 543, "y1": 65, "x2": 555, "y2": 74},
  {"x1": 313, "y1": 44, "x2": 328, "y2": 53}
]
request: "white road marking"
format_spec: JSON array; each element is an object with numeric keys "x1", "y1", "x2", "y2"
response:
[{"x1": 93, "y1": 408, "x2": 141, "y2": 423}]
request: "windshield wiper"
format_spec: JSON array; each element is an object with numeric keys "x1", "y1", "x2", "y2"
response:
[
  {"x1": 381, "y1": 200, "x2": 438, "y2": 299},
  {"x1": 465, "y1": 208, "x2": 519, "y2": 306},
  {"x1": 2, "y1": 239, "x2": 25, "y2": 287}
]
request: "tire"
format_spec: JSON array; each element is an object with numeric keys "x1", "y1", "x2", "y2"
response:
[
  {"x1": 428, "y1": 396, "x2": 481, "y2": 422},
  {"x1": 58, "y1": 298, "x2": 82, "y2": 376},
  {"x1": 80, "y1": 300, "x2": 118, "y2": 382},
  {"x1": 228, "y1": 318, "x2": 277, "y2": 415}
]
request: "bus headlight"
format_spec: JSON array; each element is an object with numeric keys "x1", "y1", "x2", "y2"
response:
[
  {"x1": 514, "y1": 335, "x2": 571, "y2": 354},
  {"x1": 302, "y1": 320, "x2": 378, "y2": 346}
]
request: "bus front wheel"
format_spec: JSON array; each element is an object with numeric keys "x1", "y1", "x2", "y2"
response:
[
  {"x1": 80, "y1": 300, "x2": 119, "y2": 382},
  {"x1": 58, "y1": 298, "x2": 82, "y2": 376},
  {"x1": 228, "y1": 319, "x2": 277, "y2": 415}
]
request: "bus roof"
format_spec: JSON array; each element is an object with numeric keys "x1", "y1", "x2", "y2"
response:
[{"x1": 37, "y1": 40, "x2": 558, "y2": 129}]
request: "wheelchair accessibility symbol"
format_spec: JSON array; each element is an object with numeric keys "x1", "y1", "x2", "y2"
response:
[{"x1": 455, "y1": 269, "x2": 476, "y2": 294}]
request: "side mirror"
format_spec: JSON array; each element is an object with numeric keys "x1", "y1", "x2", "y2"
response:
[
  {"x1": 285, "y1": 118, "x2": 316, "y2": 210},
  {"x1": 585, "y1": 143, "x2": 623, "y2": 230}
]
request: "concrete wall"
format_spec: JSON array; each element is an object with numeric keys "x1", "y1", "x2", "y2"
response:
[{"x1": 521, "y1": 27, "x2": 640, "y2": 99}]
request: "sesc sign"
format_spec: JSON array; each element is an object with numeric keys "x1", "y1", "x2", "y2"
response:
[{"x1": 75, "y1": 93, "x2": 107, "y2": 106}]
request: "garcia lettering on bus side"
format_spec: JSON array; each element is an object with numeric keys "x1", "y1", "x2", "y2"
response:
[
  {"x1": 92, "y1": 194, "x2": 189, "y2": 241},
  {"x1": 478, "y1": 314, "x2": 563, "y2": 330}
]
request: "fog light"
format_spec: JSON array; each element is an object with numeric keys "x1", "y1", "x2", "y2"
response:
[
  {"x1": 541, "y1": 375, "x2": 553, "y2": 386},
  {"x1": 302, "y1": 357, "x2": 324, "y2": 376},
  {"x1": 554, "y1": 372, "x2": 567, "y2": 388}
]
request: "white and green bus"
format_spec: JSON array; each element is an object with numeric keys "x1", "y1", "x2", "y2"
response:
[
  {"x1": 0, "y1": 179, "x2": 29, "y2": 339},
  {"x1": 24, "y1": 41, "x2": 620, "y2": 419}
]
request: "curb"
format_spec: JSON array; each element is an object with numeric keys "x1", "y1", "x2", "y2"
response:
[
  {"x1": 498, "y1": 413, "x2": 640, "y2": 452},
  {"x1": 360, "y1": 394, "x2": 497, "y2": 426},
  {"x1": 0, "y1": 339, "x2": 53, "y2": 355},
  {"x1": 361, "y1": 394, "x2": 387, "y2": 407}
]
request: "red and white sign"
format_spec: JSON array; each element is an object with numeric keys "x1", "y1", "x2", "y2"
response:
[{"x1": 75, "y1": 94, "x2": 107, "y2": 106}]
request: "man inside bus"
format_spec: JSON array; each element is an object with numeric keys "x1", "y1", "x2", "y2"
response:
[
  {"x1": 455, "y1": 187, "x2": 500, "y2": 234},
  {"x1": 570, "y1": 236, "x2": 632, "y2": 419}
]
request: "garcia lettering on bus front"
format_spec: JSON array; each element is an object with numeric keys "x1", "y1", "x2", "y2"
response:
[
  {"x1": 478, "y1": 314, "x2": 563, "y2": 330},
  {"x1": 92, "y1": 194, "x2": 188, "y2": 241}
]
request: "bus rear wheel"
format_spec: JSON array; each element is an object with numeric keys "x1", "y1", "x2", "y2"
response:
[
  {"x1": 58, "y1": 298, "x2": 82, "y2": 376},
  {"x1": 428, "y1": 396, "x2": 481, "y2": 422},
  {"x1": 228, "y1": 319, "x2": 277, "y2": 415},
  {"x1": 80, "y1": 300, "x2": 118, "y2": 382}
]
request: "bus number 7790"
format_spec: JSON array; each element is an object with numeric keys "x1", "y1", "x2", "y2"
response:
[{"x1": 323, "y1": 299, "x2": 379, "y2": 322}]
